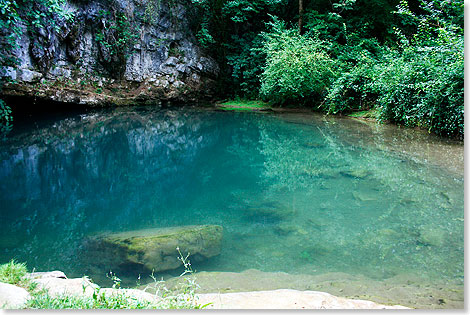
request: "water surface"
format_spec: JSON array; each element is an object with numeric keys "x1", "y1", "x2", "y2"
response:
[{"x1": 0, "y1": 106, "x2": 463, "y2": 307}]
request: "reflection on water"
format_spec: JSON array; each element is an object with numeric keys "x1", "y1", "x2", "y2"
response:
[{"x1": 0, "y1": 107, "x2": 464, "y2": 307}]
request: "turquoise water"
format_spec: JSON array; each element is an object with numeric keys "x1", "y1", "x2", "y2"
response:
[{"x1": 0, "y1": 106, "x2": 464, "y2": 291}]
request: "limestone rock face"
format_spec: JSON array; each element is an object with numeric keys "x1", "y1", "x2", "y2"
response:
[
  {"x1": 85, "y1": 225, "x2": 223, "y2": 273},
  {"x1": 1, "y1": 0, "x2": 220, "y2": 105},
  {"x1": 0, "y1": 282, "x2": 30, "y2": 309}
]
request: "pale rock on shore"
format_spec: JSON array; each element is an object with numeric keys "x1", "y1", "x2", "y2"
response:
[{"x1": 0, "y1": 270, "x2": 409, "y2": 309}]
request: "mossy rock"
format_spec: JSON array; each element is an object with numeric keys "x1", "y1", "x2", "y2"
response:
[{"x1": 84, "y1": 225, "x2": 223, "y2": 273}]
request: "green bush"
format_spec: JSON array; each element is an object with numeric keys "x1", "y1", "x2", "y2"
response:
[
  {"x1": 371, "y1": 0, "x2": 464, "y2": 138},
  {"x1": 374, "y1": 42, "x2": 463, "y2": 138},
  {"x1": 259, "y1": 19, "x2": 337, "y2": 105},
  {"x1": 323, "y1": 1, "x2": 463, "y2": 138},
  {"x1": 323, "y1": 51, "x2": 379, "y2": 114}
]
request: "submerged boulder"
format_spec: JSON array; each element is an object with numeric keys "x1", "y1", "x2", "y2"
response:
[
  {"x1": 241, "y1": 200, "x2": 295, "y2": 223},
  {"x1": 418, "y1": 226, "x2": 446, "y2": 247},
  {"x1": 84, "y1": 225, "x2": 223, "y2": 273},
  {"x1": 340, "y1": 169, "x2": 371, "y2": 179},
  {"x1": 352, "y1": 191, "x2": 378, "y2": 202},
  {"x1": 242, "y1": 206, "x2": 294, "y2": 223}
]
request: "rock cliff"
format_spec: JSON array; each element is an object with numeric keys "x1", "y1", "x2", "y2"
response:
[{"x1": 1, "y1": 0, "x2": 219, "y2": 106}]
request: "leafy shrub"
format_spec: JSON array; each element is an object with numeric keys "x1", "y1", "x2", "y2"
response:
[
  {"x1": 259, "y1": 19, "x2": 337, "y2": 105},
  {"x1": 374, "y1": 40, "x2": 463, "y2": 138},
  {"x1": 323, "y1": 51, "x2": 379, "y2": 114},
  {"x1": 324, "y1": 0, "x2": 463, "y2": 138},
  {"x1": 372, "y1": 0, "x2": 464, "y2": 138}
]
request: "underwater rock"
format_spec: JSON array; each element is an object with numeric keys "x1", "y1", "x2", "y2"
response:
[
  {"x1": 340, "y1": 169, "x2": 371, "y2": 179},
  {"x1": 301, "y1": 168, "x2": 321, "y2": 177},
  {"x1": 377, "y1": 229, "x2": 400, "y2": 239},
  {"x1": 301, "y1": 168, "x2": 338, "y2": 180},
  {"x1": 353, "y1": 191, "x2": 378, "y2": 202},
  {"x1": 242, "y1": 204, "x2": 294, "y2": 223},
  {"x1": 84, "y1": 225, "x2": 223, "y2": 273},
  {"x1": 418, "y1": 226, "x2": 446, "y2": 247},
  {"x1": 273, "y1": 223, "x2": 298, "y2": 236}
]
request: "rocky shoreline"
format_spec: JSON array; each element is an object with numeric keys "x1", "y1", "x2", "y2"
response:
[{"x1": 0, "y1": 270, "x2": 409, "y2": 309}]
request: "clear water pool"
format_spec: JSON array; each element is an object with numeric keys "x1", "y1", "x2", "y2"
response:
[{"x1": 0, "y1": 106, "x2": 463, "y2": 306}]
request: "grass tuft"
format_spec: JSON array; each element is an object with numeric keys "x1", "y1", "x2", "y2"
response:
[{"x1": 0, "y1": 259, "x2": 28, "y2": 286}]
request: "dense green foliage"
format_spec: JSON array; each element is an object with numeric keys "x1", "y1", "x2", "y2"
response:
[
  {"x1": 192, "y1": 0, "x2": 463, "y2": 138},
  {"x1": 259, "y1": 19, "x2": 337, "y2": 105}
]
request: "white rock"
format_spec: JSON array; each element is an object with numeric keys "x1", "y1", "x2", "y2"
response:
[
  {"x1": 28, "y1": 271, "x2": 67, "y2": 280},
  {"x1": 17, "y1": 69, "x2": 42, "y2": 82},
  {"x1": 196, "y1": 289, "x2": 410, "y2": 309},
  {"x1": 0, "y1": 282, "x2": 30, "y2": 309},
  {"x1": 0, "y1": 66, "x2": 17, "y2": 80},
  {"x1": 33, "y1": 277, "x2": 98, "y2": 298}
]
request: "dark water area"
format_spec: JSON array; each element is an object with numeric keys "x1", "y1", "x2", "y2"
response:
[{"x1": 0, "y1": 106, "x2": 464, "y2": 304}]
